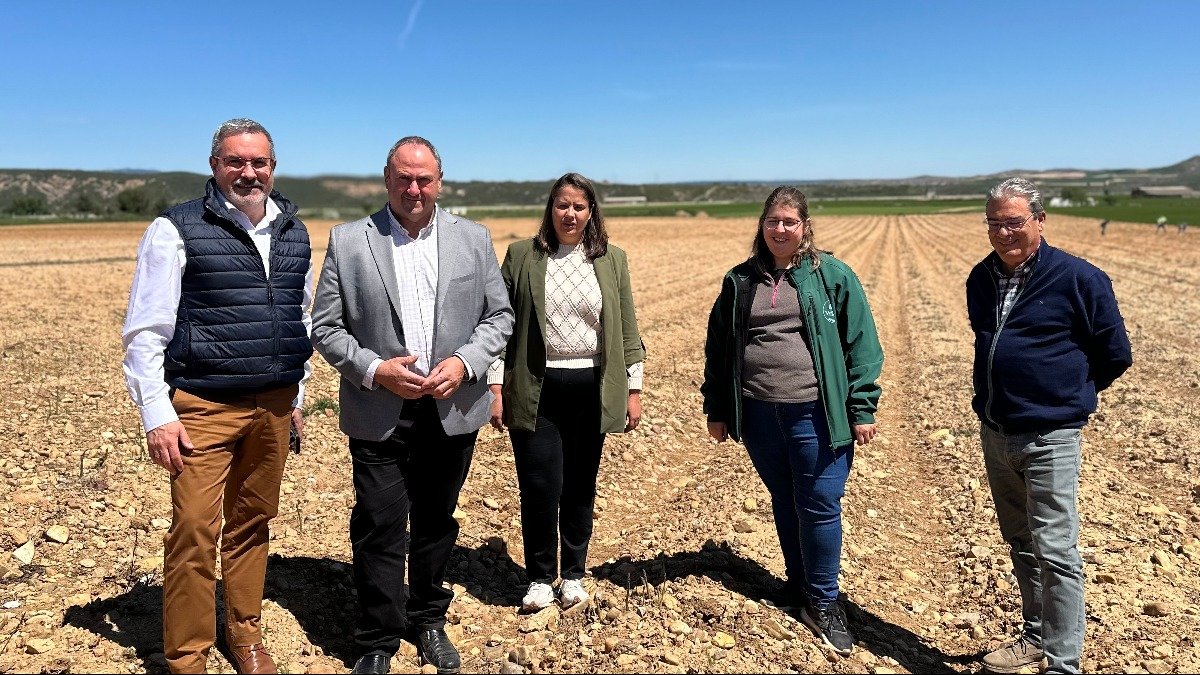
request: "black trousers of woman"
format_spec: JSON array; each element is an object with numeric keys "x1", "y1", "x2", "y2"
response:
[{"x1": 510, "y1": 367, "x2": 606, "y2": 584}]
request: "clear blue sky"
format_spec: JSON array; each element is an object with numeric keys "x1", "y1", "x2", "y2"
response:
[{"x1": 1, "y1": 1, "x2": 1197, "y2": 182}]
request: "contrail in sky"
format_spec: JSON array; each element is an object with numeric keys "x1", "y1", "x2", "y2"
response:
[{"x1": 397, "y1": 0, "x2": 425, "y2": 51}]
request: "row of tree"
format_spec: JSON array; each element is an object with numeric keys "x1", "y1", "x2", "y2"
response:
[{"x1": 2, "y1": 185, "x2": 170, "y2": 218}]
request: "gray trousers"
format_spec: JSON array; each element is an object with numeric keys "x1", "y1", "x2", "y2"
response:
[{"x1": 981, "y1": 424, "x2": 1085, "y2": 675}]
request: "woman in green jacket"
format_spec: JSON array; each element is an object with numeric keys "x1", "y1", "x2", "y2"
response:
[
  {"x1": 488, "y1": 172, "x2": 645, "y2": 612},
  {"x1": 701, "y1": 186, "x2": 883, "y2": 656}
]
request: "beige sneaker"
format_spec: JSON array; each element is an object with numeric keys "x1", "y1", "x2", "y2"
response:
[
  {"x1": 521, "y1": 582, "x2": 555, "y2": 611},
  {"x1": 559, "y1": 579, "x2": 589, "y2": 608},
  {"x1": 982, "y1": 636, "x2": 1044, "y2": 673}
]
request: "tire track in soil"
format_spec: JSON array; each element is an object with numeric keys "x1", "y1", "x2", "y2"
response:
[
  {"x1": 825, "y1": 216, "x2": 977, "y2": 672},
  {"x1": 855, "y1": 217, "x2": 984, "y2": 669},
  {"x1": 1049, "y1": 216, "x2": 1200, "y2": 286}
]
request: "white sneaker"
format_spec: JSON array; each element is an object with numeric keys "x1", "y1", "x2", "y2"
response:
[
  {"x1": 559, "y1": 579, "x2": 589, "y2": 608},
  {"x1": 521, "y1": 582, "x2": 554, "y2": 611}
]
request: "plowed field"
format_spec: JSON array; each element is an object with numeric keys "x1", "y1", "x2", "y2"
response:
[{"x1": 1, "y1": 215, "x2": 1197, "y2": 674}]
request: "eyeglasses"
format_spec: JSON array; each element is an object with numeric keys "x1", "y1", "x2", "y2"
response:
[
  {"x1": 215, "y1": 156, "x2": 274, "y2": 172},
  {"x1": 983, "y1": 213, "x2": 1036, "y2": 232},
  {"x1": 763, "y1": 218, "x2": 804, "y2": 231}
]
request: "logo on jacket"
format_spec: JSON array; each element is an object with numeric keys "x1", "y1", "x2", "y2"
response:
[{"x1": 823, "y1": 300, "x2": 836, "y2": 325}]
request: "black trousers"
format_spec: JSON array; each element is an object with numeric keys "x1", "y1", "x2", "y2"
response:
[
  {"x1": 510, "y1": 367, "x2": 606, "y2": 583},
  {"x1": 348, "y1": 397, "x2": 476, "y2": 655}
]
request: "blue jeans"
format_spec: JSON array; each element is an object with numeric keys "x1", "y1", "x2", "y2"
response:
[
  {"x1": 981, "y1": 424, "x2": 1084, "y2": 675},
  {"x1": 741, "y1": 398, "x2": 851, "y2": 607}
]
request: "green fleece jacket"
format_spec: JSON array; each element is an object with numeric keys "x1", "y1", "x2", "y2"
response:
[
  {"x1": 496, "y1": 238, "x2": 645, "y2": 433},
  {"x1": 702, "y1": 253, "x2": 883, "y2": 449}
]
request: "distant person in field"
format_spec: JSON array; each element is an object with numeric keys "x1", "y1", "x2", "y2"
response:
[
  {"x1": 701, "y1": 186, "x2": 883, "y2": 657},
  {"x1": 310, "y1": 136, "x2": 512, "y2": 675},
  {"x1": 1098, "y1": 219, "x2": 1108, "y2": 236},
  {"x1": 121, "y1": 118, "x2": 312, "y2": 674},
  {"x1": 1156, "y1": 215, "x2": 1167, "y2": 232},
  {"x1": 967, "y1": 178, "x2": 1132, "y2": 674},
  {"x1": 1180, "y1": 221, "x2": 1188, "y2": 233},
  {"x1": 486, "y1": 172, "x2": 645, "y2": 613}
]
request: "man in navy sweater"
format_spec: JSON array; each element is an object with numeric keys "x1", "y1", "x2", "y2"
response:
[{"x1": 966, "y1": 178, "x2": 1132, "y2": 675}]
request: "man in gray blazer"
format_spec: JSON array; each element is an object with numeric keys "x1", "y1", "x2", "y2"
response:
[{"x1": 312, "y1": 136, "x2": 513, "y2": 674}]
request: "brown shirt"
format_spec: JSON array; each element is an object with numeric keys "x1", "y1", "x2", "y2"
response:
[{"x1": 741, "y1": 271, "x2": 819, "y2": 403}]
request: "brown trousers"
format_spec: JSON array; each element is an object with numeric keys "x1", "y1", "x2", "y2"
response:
[{"x1": 162, "y1": 384, "x2": 296, "y2": 674}]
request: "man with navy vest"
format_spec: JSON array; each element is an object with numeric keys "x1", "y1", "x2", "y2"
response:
[
  {"x1": 312, "y1": 136, "x2": 512, "y2": 674},
  {"x1": 122, "y1": 118, "x2": 312, "y2": 674},
  {"x1": 967, "y1": 177, "x2": 1132, "y2": 675}
]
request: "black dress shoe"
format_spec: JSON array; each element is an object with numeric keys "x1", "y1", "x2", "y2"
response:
[
  {"x1": 417, "y1": 628, "x2": 461, "y2": 673},
  {"x1": 350, "y1": 652, "x2": 391, "y2": 674}
]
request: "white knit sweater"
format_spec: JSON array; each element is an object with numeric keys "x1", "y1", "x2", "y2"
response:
[{"x1": 488, "y1": 243, "x2": 643, "y2": 388}]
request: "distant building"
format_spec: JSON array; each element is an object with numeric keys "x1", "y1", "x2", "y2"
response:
[
  {"x1": 446, "y1": 205, "x2": 469, "y2": 215},
  {"x1": 1131, "y1": 186, "x2": 1197, "y2": 198},
  {"x1": 1048, "y1": 197, "x2": 1098, "y2": 207},
  {"x1": 602, "y1": 195, "x2": 648, "y2": 205}
]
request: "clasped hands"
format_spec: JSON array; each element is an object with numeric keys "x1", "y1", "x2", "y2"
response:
[{"x1": 374, "y1": 354, "x2": 466, "y2": 400}]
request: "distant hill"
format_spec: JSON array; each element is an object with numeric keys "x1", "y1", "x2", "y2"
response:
[{"x1": 2, "y1": 156, "x2": 1197, "y2": 219}]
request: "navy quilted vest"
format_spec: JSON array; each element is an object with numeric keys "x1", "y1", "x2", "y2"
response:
[{"x1": 162, "y1": 179, "x2": 313, "y2": 393}]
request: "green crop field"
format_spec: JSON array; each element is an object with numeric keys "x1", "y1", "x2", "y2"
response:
[
  {"x1": 6, "y1": 197, "x2": 1197, "y2": 227},
  {"x1": 468, "y1": 198, "x2": 986, "y2": 221},
  {"x1": 1047, "y1": 197, "x2": 1200, "y2": 225}
]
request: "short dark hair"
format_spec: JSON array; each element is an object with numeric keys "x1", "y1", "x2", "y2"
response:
[
  {"x1": 533, "y1": 173, "x2": 609, "y2": 260},
  {"x1": 385, "y1": 136, "x2": 443, "y2": 176}
]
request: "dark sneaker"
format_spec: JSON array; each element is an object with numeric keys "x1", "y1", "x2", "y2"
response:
[
  {"x1": 763, "y1": 584, "x2": 809, "y2": 613},
  {"x1": 981, "y1": 636, "x2": 1044, "y2": 673},
  {"x1": 801, "y1": 602, "x2": 855, "y2": 655},
  {"x1": 417, "y1": 628, "x2": 461, "y2": 674}
]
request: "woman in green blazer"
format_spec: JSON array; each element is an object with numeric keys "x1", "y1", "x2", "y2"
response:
[{"x1": 488, "y1": 173, "x2": 645, "y2": 612}]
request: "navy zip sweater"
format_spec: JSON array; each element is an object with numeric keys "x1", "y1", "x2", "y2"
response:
[{"x1": 966, "y1": 240, "x2": 1132, "y2": 433}]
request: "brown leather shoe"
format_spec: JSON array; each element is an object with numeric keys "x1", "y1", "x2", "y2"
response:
[{"x1": 227, "y1": 641, "x2": 278, "y2": 674}]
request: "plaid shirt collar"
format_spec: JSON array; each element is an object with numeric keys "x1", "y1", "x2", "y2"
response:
[
  {"x1": 992, "y1": 246, "x2": 1039, "y2": 279},
  {"x1": 992, "y1": 246, "x2": 1040, "y2": 321}
]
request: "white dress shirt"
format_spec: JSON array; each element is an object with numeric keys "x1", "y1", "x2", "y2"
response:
[
  {"x1": 121, "y1": 193, "x2": 314, "y2": 433},
  {"x1": 363, "y1": 206, "x2": 475, "y2": 389}
]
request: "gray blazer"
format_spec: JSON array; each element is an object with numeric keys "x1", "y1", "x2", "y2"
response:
[{"x1": 312, "y1": 207, "x2": 514, "y2": 440}]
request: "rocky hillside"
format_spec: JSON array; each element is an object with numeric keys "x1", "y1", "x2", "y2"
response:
[{"x1": 2, "y1": 156, "x2": 1197, "y2": 218}]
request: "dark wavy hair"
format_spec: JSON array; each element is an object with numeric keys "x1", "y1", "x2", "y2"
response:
[
  {"x1": 534, "y1": 173, "x2": 609, "y2": 260},
  {"x1": 751, "y1": 185, "x2": 826, "y2": 275}
]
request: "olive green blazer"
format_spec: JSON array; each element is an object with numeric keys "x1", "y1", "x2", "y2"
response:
[{"x1": 497, "y1": 238, "x2": 645, "y2": 432}]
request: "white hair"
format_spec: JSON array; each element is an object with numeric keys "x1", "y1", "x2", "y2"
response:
[{"x1": 988, "y1": 177, "x2": 1044, "y2": 216}]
